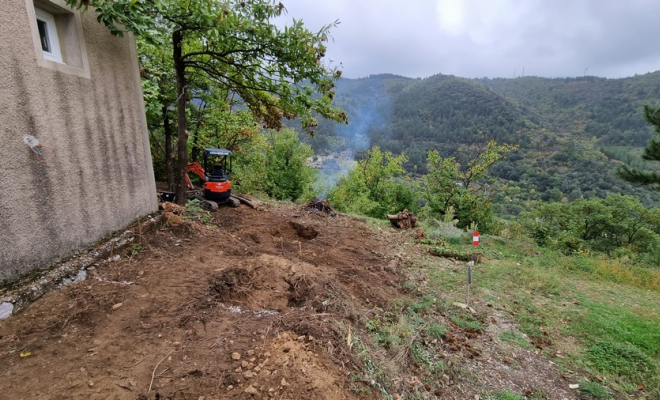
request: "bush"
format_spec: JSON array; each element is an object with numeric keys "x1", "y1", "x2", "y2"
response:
[
  {"x1": 424, "y1": 207, "x2": 465, "y2": 243},
  {"x1": 329, "y1": 147, "x2": 413, "y2": 218},
  {"x1": 264, "y1": 129, "x2": 315, "y2": 201}
]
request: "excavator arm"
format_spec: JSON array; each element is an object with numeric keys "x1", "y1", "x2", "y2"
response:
[{"x1": 185, "y1": 162, "x2": 206, "y2": 190}]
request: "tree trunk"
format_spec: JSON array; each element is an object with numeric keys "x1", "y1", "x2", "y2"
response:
[
  {"x1": 163, "y1": 104, "x2": 174, "y2": 190},
  {"x1": 190, "y1": 103, "x2": 206, "y2": 163},
  {"x1": 173, "y1": 29, "x2": 188, "y2": 206}
]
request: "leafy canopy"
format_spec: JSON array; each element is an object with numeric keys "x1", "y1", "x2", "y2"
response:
[
  {"x1": 424, "y1": 140, "x2": 516, "y2": 231},
  {"x1": 66, "y1": 0, "x2": 347, "y2": 132},
  {"x1": 329, "y1": 147, "x2": 418, "y2": 218}
]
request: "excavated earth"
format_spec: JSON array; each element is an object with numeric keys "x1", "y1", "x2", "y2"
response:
[
  {"x1": 0, "y1": 204, "x2": 402, "y2": 400},
  {"x1": 0, "y1": 203, "x2": 578, "y2": 399}
]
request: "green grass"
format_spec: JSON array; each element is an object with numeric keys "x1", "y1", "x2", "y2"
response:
[
  {"x1": 425, "y1": 322, "x2": 448, "y2": 339},
  {"x1": 499, "y1": 331, "x2": 532, "y2": 349},
  {"x1": 451, "y1": 314, "x2": 484, "y2": 331},
  {"x1": 413, "y1": 231, "x2": 660, "y2": 397},
  {"x1": 349, "y1": 221, "x2": 660, "y2": 398},
  {"x1": 579, "y1": 380, "x2": 610, "y2": 399},
  {"x1": 484, "y1": 390, "x2": 523, "y2": 400},
  {"x1": 585, "y1": 341, "x2": 653, "y2": 382}
]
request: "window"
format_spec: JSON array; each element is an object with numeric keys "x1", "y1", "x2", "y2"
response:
[
  {"x1": 35, "y1": 8, "x2": 63, "y2": 63},
  {"x1": 26, "y1": 0, "x2": 90, "y2": 78}
]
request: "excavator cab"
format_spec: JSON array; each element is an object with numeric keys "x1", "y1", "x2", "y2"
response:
[{"x1": 202, "y1": 148, "x2": 232, "y2": 202}]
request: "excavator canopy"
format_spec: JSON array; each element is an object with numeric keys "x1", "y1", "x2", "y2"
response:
[{"x1": 205, "y1": 148, "x2": 231, "y2": 156}]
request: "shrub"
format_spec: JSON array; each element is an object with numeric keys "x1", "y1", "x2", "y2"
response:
[{"x1": 264, "y1": 129, "x2": 315, "y2": 201}]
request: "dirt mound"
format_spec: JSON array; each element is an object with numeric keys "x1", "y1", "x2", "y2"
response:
[
  {"x1": 210, "y1": 254, "x2": 331, "y2": 311},
  {"x1": 221, "y1": 331, "x2": 354, "y2": 400}
]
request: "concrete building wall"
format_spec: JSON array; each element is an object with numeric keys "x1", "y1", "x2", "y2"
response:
[{"x1": 0, "y1": 0, "x2": 158, "y2": 283}]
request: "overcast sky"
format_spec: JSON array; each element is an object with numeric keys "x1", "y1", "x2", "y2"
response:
[{"x1": 277, "y1": 0, "x2": 660, "y2": 80}]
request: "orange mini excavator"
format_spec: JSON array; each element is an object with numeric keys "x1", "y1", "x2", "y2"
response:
[{"x1": 185, "y1": 148, "x2": 240, "y2": 210}]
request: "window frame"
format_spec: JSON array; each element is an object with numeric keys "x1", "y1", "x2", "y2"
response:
[
  {"x1": 26, "y1": 0, "x2": 91, "y2": 79},
  {"x1": 34, "y1": 8, "x2": 63, "y2": 64}
]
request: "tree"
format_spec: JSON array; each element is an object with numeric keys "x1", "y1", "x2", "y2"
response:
[
  {"x1": 264, "y1": 129, "x2": 314, "y2": 201},
  {"x1": 67, "y1": 0, "x2": 347, "y2": 204},
  {"x1": 616, "y1": 105, "x2": 660, "y2": 189},
  {"x1": 138, "y1": 37, "x2": 177, "y2": 189},
  {"x1": 424, "y1": 140, "x2": 516, "y2": 231},
  {"x1": 329, "y1": 147, "x2": 415, "y2": 218}
]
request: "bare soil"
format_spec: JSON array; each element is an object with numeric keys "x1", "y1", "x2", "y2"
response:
[
  {"x1": 0, "y1": 203, "x2": 578, "y2": 399},
  {"x1": 0, "y1": 204, "x2": 400, "y2": 399}
]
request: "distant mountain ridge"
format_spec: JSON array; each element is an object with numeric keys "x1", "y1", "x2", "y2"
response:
[{"x1": 300, "y1": 71, "x2": 660, "y2": 210}]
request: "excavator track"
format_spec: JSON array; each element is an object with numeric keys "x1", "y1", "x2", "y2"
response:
[
  {"x1": 228, "y1": 196, "x2": 241, "y2": 208},
  {"x1": 191, "y1": 190, "x2": 219, "y2": 211}
]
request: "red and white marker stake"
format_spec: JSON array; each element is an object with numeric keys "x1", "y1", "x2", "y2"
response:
[{"x1": 467, "y1": 231, "x2": 479, "y2": 308}]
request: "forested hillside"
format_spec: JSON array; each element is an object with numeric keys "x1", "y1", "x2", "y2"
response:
[{"x1": 304, "y1": 72, "x2": 660, "y2": 212}]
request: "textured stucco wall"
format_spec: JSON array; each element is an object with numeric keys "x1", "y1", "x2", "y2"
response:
[{"x1": 0, "y1": 0, "x2": 158, "y2": 283}]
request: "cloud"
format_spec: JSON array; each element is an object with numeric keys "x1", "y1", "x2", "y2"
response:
[{"x1": 277, "y1": 0, "x2": 660, "y2": 79}]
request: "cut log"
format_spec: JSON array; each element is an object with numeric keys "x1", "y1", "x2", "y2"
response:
[
  {"x1": 387, "y1": 209, "x2": 418, "y2": 229},
  {"x1": 232, "y1": 194, "x2": 261, "y2": 209},
  {"x1": 429, "y1": 248, "x2": 482, "y2": 263}
]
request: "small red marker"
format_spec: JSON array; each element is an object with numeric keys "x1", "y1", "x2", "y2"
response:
[{"x1": 473, "y1": 231, "x2": 480, "y2": 246}]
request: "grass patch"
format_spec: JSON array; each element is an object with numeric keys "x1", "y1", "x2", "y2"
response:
[
  {"x1": 590, "y1": 257, "x2": 660, "y2": 291},
  {"x1": 586, "y1": 341, "x2": 655, "y2": 382},
  {"x1": 484, "y1": 390, "x2": 523, "y2": 400},
  {"x1": 499, "y1": 331, "x2": 532, "y2": 349},
  {"x1": 451, "y1": 314, "x2": 484, "y2": 332},
  {"x1": 579, "y1": 380, "x2": 610, "y2": 399},
  {"x1": 410, "y1": 340, "x2": 444, "y2": 373},
  {"x1": 425, "y1": 322, "x2": 448, "y2": 339},
  {"x1": 407, "y1": 294, "x2": 437, "y2": 315},
  {"x1": 373, "y1": 218, "x2": 660, "y2": 398}
]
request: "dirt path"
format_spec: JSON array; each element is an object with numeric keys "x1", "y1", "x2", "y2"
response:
[{"x1": 0, "y1": 203, "x2": 579, "y2": 399}]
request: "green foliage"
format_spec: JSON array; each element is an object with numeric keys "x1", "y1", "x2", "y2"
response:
[
  {"x1": 617, "y1": 104, "x2": 660, "y2": 189},
  {"x1": 484, "y1": 390, "x2": 523, "y2": 400},
  {"x1": 328, "y1": 147, "x2": 418, "y2": 218},
  {"x1": 264, "y1": 130, "x2": 315, "y2": 201},
  {"x1": 499, "y1": 331, "x2": 532, "y2": 349},
  {"x1": 294, "y1": 73, "x2": 660, "y2": 211},
  {"x1": 128, "y1": 244, "x2": 144, "y2": 257},
  {"x1": 424, "y1": 141, "x2": 515, "y2": 232},
  {"x1": 425, "y1": 322, "x2": 447, "y2": 339},
  {"x1": 579, "y1": 380, "x2": 610, "y2": 399},
  {"x1": 410, "y1": 340, "x2": 444, "y2": 373},
  {"x1": 524, "y1": 194, "x2": 660, "y2": 263},
  {"x1": 230, "y1": 133, "x2": 269, "y2": 194},
  {"x1": 69, "y1": 0, "x2": 348, "y2": 204},
  {"x1": 184, "y1": 198, "x2": 213, "y2": 223},
  {"x1": 69, "y1": 0, "x2": 347, "y2": 131},
  {"x1": 586, "y1": 341, "x2": 654, "y2": 381},
  {"x1": 450, "y1": 314, "x2": 484, "y2": 332},
  {"x1": 423, "y1": 207, "x2": 465, "y2": 244}
]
